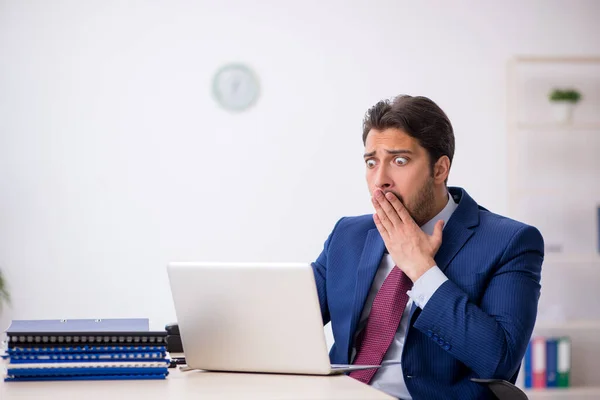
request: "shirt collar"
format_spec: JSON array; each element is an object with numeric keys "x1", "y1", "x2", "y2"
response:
[{"x1": 420, "y1": 192, "x2": 458, "y2": 236}]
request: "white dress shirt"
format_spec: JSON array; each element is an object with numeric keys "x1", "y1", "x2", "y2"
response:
[{"x1": 350, "y1": 193, "x2": 458, "y2": 400}]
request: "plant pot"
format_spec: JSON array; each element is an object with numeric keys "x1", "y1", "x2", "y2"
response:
[{"x1": 550, "y1": 101, "x2": 575, "y2": 124}]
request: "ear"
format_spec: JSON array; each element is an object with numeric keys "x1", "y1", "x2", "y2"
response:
[{"x1": 433, "y1": 156, "x2": 450, "y2": 184}]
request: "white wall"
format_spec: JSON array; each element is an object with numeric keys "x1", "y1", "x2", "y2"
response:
[{"x1": 1, "y1": 0, "x2": 599, "y2": 334}]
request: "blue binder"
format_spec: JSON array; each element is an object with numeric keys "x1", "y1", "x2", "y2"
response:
[
  {"x1": 523, "y1": 341, "x2": 532, "y2": 388},
  {"x1": 546, "y1": 338, "x2": 559, "y2": 387}
]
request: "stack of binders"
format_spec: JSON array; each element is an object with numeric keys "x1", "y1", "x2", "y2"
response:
[
  {"x1": 2, "y1": 318, "x2": 169, "y2": 381},
  {"x1": 522, "y1": 335, "x2": 571, "y2": 389}
]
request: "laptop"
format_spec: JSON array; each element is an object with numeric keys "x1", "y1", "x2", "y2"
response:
[{"x1": 166, "y1": 261, "x2": 380, "y2": 375}]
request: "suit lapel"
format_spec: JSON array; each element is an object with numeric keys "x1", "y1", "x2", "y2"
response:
[
  {"x1": 435, "y1": 187, "x2": 480, "y2": 272},
  {"x1": 434, "y1": 220, "x2": 474, "y2": 273}
]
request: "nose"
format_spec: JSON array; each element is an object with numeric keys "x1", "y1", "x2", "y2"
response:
[{"x1": 374, "y1": 164, "x2": 393, "y2": 190}]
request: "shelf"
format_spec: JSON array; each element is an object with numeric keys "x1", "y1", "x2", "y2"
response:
[
  {"x1": 543, "y1": 255, "x2": 600, "y2": 265},
  {"x1": 533, "y1": 320, "x2": 600, "y2": 331},
  {"x1": 524, "y1": 386, "x2": 600, "y2": 399},
  {"x1": 514, "y1": 56, "x2": 600, "y2": 64},
  {"x1": 512, "y1": 122, "x2": 600, "y2": 131},
  {"x1": 508, "y1": 188, "x2": 600, "y2": 197}
]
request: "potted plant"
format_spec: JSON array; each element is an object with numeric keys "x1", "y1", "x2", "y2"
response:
[
  {"x1": 0, "y1": 269, "x2": 9, "y2": 311},
  {"x1": 548, "y1": 88, "x2": 581, "y2": 124}
]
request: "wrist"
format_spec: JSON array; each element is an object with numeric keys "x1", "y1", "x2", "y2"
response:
[{"x1": 410, "y1": 257, "x2": 436, "y2": 282}]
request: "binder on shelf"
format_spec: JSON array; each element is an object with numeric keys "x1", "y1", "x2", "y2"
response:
[
  {"x1": 5, "y1": 318, "x2": 167, "y2": 347},
  {"x1": 532, "y1": 337, "x2": 546, "y2": 388},
  {"x1": 597, "y1": 205, "x2": 600, "y2": 254},
  {"x1": 557, "y1": 336, "x2": 571, "y2": 387},
  {"x1": 545, "y1": 338, "x2": 558, "y2": 387},
  {"x1": 523, "y1": 340, "x2": 532, "y2": 388}
]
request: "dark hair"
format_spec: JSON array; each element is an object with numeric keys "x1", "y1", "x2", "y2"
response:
[{"x1": 362, "y1": 95, "x2": 455, "y2": 176}]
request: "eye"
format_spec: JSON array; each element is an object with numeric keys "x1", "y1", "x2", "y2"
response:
[
  {"x1": 394, "y1": 157, "x2": 408, "y2": 166},
  {"x1": 365, "y1": 159, "x2": 376, "y2": 169}
]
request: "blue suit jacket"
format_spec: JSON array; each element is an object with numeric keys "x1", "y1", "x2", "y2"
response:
[{"x1": 311, "y1": 187, "x2": 544, "y2": 399}]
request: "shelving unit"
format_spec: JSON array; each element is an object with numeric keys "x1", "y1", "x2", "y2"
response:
[
  {"x1": 542, "y1": 255, "x2": 600, "y2": 264},
  {"x1": 507, "y1": 55, "x2": 600, "y2": 260},
  {"x1": 507, "y1": 56, "x2": 600, "y2": 398},
  {"x1": 533, "y1": 320, "x2": 600, "y2": 331},
  {"x1": 514, "y1": 122, "x2": 600, "y2": 130},
  {"x1": 526, "y1": 386, "x2": 600, "y2": 399}
]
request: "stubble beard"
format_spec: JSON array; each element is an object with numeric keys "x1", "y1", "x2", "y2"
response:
[{"x1": 386, "y1": 177, "x2": 436, "y2": 227}]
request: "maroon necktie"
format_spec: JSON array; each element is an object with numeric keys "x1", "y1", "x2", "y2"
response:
[{"x1": 349, "y1": 266, "x2": 413, "y2": 384}]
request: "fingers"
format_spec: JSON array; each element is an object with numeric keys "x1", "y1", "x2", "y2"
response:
[
  {"x1": 372, "y1": 190, "x2": 402, "y2": 229},
  {"x1": 373, "y1": 213, "x2": 388, "y2": 239},
  {"x1": 431, "y1": 220, "x2": 445, "y2": 252},
  {"x1": 372, "y1": 197, "x2": 393, "y2": 234},
  {"x1": 384, "y1": 192, "x2": 417, "y2": 227}
]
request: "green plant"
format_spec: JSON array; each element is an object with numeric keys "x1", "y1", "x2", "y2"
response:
[
  {"x1": 549, "y1": 88, "x2": 582, "y2": 103},
  {"x1": 0, "y1": 269, "x2": 9, "y2": 311}
]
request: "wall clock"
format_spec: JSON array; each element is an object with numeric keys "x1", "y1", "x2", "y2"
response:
[{"x1": 212, "y1": 63, "x2": 260, "y2": 112}]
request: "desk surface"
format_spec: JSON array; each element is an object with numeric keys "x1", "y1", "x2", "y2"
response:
[{"x1": 0, "y1": 368, "x2": 395, "y2": 400}]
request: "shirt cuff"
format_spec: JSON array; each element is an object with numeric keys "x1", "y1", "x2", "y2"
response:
[{"x1": 407, "y1": 266, "x2": 448, "y2": 309}]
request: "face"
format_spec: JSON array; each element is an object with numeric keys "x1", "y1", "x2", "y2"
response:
[{"x1": 364, "y1": 128, "x2": 438, "y2": 226}]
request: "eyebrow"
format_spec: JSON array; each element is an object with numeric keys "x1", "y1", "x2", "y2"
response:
[{"x1": 363, "y1": 149, "x2": 414, "y2": 158}]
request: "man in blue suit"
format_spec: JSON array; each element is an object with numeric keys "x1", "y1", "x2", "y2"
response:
[{"x1": 311, "y1": 95, "x2": 544, "y2": 399}]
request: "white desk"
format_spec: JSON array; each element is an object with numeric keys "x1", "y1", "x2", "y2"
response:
[{"x1": 0, "y1": 368, "x2": 395, "y2": 400}]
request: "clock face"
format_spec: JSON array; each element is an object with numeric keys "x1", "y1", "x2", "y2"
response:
[{"x1": 212, "y1": 63, "x2": 260, "y2": 112}]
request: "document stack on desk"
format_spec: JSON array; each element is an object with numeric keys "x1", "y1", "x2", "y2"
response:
[{"x1": 2, "y1": 318, "x2": 169, "y2": 382}]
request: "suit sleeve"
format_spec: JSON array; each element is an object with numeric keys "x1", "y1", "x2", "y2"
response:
[
  {"x1": 412, "y1": 225, "x2": 544, "y2": 380},
  {"x1": 311, "y1": 217, "x2": 345, "y2": 326}
]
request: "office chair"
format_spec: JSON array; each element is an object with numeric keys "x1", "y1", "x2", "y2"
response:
[{"x1": 471, "y1": 378, "x2": 528, "y2": 400}]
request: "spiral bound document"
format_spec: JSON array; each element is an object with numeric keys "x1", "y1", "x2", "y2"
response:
[
  {"x1": 5, "y1": 318, "x2": 167, "y2": 347},
  {"x1": 6, "y1": 361, "x2": 169, "y2": 370},
  {"x1": 6, "y1": 366, "x2": 169, "y2": 378},
  {"x1": 9, "y1": 351, "x2": 166, "y2": 363},
  {"x1": 7, "y1": 345, "x2": 166, "y2": 355},
  {"x1": 4, "y1": 373, "x2": 168, "y2": 382}
]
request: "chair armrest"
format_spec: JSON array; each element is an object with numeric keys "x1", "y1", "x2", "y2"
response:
[{"x1": 470, "y1": 378, "x2": 528, "y2": 400}]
